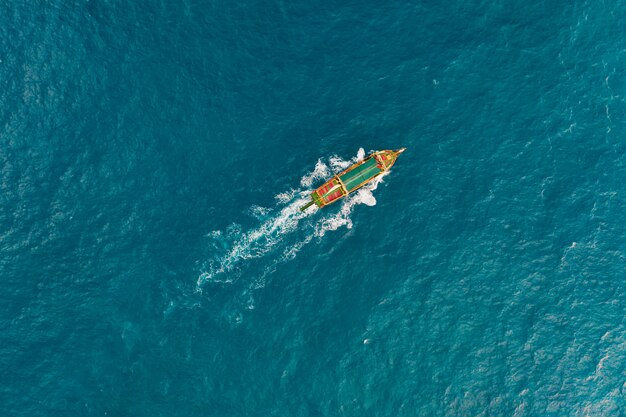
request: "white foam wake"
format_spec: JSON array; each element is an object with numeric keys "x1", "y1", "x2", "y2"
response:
[{"x1": 196, "y1": 148, "x2": 385, "y2": 290}]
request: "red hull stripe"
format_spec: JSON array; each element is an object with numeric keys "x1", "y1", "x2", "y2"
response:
[{"x1": 327, "y1": 190, "x2": 343, "y2": 202}]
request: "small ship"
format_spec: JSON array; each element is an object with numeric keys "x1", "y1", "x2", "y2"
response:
[{"x1": 300, "y1": 148, "x2": 406, "y2": 211}]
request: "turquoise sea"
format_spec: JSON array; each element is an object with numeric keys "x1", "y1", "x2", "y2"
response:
[{"x1": 2, "y1": 1, "x2": 625, "y2": 416}]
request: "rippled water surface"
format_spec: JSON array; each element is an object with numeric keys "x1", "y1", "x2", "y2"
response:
[{"x1": 2, "y1": 1, "x2": 625, "y2": 416}]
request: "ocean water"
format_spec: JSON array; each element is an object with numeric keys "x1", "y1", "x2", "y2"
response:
[{"x1": 1, "y1": 1, "x2": 625, "y2": 416}]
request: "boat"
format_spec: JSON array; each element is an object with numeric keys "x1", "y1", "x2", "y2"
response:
[{"x1": 299, "y1": 148, "x2": 406, "y2": 211}]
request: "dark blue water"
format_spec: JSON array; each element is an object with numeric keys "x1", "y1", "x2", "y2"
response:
[{"x1": 2, "y1": 1, "x2": 626, "y2": 415}]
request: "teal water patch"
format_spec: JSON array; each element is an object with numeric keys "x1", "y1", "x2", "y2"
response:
[{"x1": 1, "y1": 0, "x2": 626, "y2": 416}]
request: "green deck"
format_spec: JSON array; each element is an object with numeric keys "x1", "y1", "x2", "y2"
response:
[{"x1": 339, "y1": 157, "x2": 382, "y2": 191}]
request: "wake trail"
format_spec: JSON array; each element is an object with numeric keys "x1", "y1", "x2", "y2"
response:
[{"x1": 196, "y1": 148, "x2": 386, "y2": 291}]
